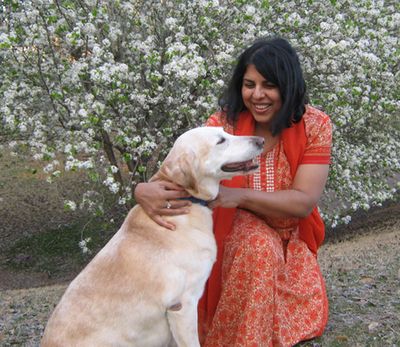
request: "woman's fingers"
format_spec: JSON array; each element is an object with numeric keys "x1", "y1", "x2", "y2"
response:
[
  {"x1": 156, "y1": 197, "x2": 191, "y2": 211},
  {"x1": 161, "y1": 181, "x2": 187, "y2": 191},
  {"x1": 207, "y1": 198, "x2": 219, "y2": 209},
  {"x1": 152, "y1": 214, "x2": 176, "y2": 231},
  {"x1": 166, "y1": 198, "x2": 192, "y2": 209},
  {"x1": 161, "y1": 206, "x2": 190, "y2": 216},
  {"x1": 164, "y1": 187, "x2": 192, "y2": 200},
  {"x1": 150, "y1": 206, "x2": 190, "y2": 231}
]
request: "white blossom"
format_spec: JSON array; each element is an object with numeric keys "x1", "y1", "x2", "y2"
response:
[
  {"x1": 1, "y1": 0, "x2": 398, "y2": 230},
  {"x1": 79, "y1": 237, "x2": 92, "y2": 254},
  {"x1": 64, "y1": 200, "x2": 77, "y2": 211}
]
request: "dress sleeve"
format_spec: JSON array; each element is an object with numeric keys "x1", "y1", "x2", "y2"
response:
[
  {"x1": 301, "y1": 107, "x2": 332, "y2": 165},
  {"x1": 204, "y1": 112, "x2": 224, "y2": 127},
  {"x1": 204, "y1": 112, "x2": 234, "y2": 134}
]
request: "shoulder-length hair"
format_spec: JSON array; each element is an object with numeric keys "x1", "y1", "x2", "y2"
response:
[{"x1": 219, "y1": 37, "x2": 308, "y2": 135}]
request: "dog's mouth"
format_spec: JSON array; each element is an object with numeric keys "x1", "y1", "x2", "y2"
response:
[{"x1": 221, "y1": 158, "x2": 258, "y2": 173}]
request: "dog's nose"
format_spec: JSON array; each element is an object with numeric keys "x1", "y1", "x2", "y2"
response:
[{"x1": 254, "y1": 137, "x2": 265, "y2": 150}]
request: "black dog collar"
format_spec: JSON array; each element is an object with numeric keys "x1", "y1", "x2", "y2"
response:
[{"x1": 179, "y1": 196, "x2": 209, "y2": 207}]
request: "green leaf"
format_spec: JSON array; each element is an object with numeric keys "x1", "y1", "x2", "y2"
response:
[
  {"x1": 123, "y1": 153, "x2": 133, "y2": 162},
  {"x1": 50, "y1": 92, "x2": 63, "y2": 100}
]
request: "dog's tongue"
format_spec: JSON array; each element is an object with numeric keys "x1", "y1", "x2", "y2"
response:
[{"x1": 222, "y1": 159, "x2": 257, "y2": 172}]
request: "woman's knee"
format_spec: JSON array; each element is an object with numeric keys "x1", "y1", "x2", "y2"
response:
[{"x1": 238, "y1": 229, "x2": 285, "y2": 265}]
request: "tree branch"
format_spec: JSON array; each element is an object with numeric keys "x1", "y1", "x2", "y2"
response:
[{"x1": 100, "y1": 129, "x2": 124, "y2": 195}]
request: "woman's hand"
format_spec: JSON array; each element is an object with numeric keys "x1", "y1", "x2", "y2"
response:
[
  {"x1": 208, "y1": 186, "x2": 245, "y2": 209},
  {"x1": 134, "y1": 181, "x2": 191, "y2": 230}
]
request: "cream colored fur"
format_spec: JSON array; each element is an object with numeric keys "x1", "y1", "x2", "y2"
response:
[{"x1": 41, "y1": 127, "x2": 263, "y2": 347}]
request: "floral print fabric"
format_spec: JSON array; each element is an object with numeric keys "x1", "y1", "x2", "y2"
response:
[{"x1": 202, "y1": 106, "x2": 331, "y2": 346}]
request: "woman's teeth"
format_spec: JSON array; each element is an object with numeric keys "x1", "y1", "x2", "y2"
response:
[{"x1": 254, "y1": 104, "x2": 271, "y2": 111}]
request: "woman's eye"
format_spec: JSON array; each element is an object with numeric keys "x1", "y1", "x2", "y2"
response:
[
  {"x1": 217, "y1": 137, "x2": 226, "y2": 145},
  {"x1": 265, "y1": 82, "x2": 277, "y2": 89}
]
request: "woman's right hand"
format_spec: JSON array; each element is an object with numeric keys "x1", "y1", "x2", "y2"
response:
[{"x1": 134, "y1": 181, "x2": 192, "y2": 230}]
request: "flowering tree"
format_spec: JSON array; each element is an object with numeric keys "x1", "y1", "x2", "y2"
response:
[{"x1": 1, "y1": 0, "x2": 399, "y2": 227}]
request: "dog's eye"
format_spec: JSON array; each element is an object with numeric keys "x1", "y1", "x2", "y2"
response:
[{"x1": 217, "y1": 137, "x2": 226, "y2": 145}]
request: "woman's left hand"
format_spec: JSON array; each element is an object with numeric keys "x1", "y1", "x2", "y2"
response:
[{"x1": 208, "y1": 186, "x2": 245, "y2": 209}]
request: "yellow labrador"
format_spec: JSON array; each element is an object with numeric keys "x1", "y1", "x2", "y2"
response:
[{"x1": 41, "y1": 127, "x2": 264, "y2": 347}]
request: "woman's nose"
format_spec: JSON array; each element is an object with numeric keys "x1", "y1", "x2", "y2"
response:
[{"x1": 252, "y1": 86, "x2": 264, "y2": 99}]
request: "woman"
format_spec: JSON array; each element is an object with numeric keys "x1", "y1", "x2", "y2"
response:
[{"x1": 135, "y1": 37, "x2": 332, "y2": 346}]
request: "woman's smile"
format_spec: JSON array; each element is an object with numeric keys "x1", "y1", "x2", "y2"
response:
[{"x1": 253, "y1": 103, "x2": 273, "y2": 113}]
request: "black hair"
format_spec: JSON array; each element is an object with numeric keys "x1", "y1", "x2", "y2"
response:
[{"x1": 219, "y1": 37, "x2": 308, "y2": 135}]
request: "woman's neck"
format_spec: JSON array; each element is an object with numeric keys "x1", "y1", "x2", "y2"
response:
[{"x1": 254, "y1": 123, "x2": 280, "y2": 153}]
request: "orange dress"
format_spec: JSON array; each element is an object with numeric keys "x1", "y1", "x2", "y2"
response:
[{"x1": 202, "y1": 106, "x2": 332, "y2": 347}]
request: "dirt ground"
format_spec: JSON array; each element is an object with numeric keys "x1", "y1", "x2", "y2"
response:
[{"x1": 0, "y1": 203, "x2": 399, "y2": 346}]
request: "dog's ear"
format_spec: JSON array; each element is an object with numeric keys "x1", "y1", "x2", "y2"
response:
[{"x1": 154, "y1": 150, "x2": 199, "y2": 194}]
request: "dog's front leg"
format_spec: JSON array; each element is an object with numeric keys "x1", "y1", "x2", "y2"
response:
[{"x1": 167, "y1": 296, "x2": 200, "y2": 347}]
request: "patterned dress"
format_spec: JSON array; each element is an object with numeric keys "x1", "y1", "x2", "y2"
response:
[{"x1": 203, "y1": 106, "x2": 332, "y2": 347}]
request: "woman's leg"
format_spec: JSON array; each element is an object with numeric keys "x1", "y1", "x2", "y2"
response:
[
  {"x1": 273, "y1": 231, "x2": 329, "y2": 346},
  {"x1": 204, "y1": 211, "x2": 285, "y2": 347}
]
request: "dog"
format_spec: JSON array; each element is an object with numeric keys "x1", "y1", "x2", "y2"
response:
[{"x1": 41, "y1": 126, "x2": 264, "y2": 347}]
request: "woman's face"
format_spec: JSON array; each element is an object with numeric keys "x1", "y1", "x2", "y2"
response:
[{"x1": 241, "y1": 64, "x2": 282, "y2": 128}]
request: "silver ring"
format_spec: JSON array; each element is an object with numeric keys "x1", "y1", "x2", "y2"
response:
[{"x1": 166, "y1": 201, "x2": 172, "y2": 209}]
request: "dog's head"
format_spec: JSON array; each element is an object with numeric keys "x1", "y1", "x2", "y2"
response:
[{"x1": 151, "y1": 127, "x2": 264, "y2": 200}]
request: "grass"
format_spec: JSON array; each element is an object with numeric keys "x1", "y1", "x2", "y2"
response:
[
  {"x1": 312, "y1": 225, "x2": 400, "y2": 347},
  {"x1": 3, "y1": 219, "x2": 115, "y2": 278}
]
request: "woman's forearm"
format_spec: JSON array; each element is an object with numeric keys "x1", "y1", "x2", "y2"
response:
[
  {"x1": 237, "y1": 164, "x2": 329, "y2": 219},
  {"x1": 238, "y1": 188, "x2": 316, "y2": 219}
]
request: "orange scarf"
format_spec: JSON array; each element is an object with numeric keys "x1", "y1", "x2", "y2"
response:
[{"x1": 198, "y1": 111, "x2": 325, "y2": 338}]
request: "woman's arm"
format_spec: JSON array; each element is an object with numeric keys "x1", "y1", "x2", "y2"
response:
[
  {"x1": 134, "y1": 181, "x2": 192, "y2": 230},
  {"x1": 208, "y1": 164, "x2": 329, "y2": 218}
]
